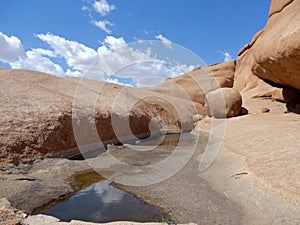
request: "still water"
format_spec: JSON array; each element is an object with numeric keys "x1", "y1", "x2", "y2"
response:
[
  {"x1": 42, "y1": 179, "x2": 164, "y2": 223},
  {"x1": 41, "y1": 133, "x2": 196, "y2": 223}
]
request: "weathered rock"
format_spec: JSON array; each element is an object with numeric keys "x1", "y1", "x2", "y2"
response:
[
  {"x1": 240, "y1": 107, "x2": 249, "y2": 116},
  {"x1": 272, "y1": 87, "x2": 300, "y2": 103},
  {"x1": 233, "y1": 43, "x2": 278, "y2": 98},
  {"x1": 268, "y1": 0, "x2": 294, "y2": 17},
  {"x1": 261, "y1": 108, "x2": 271, "y2": 113},
  {"x1": 23, "y1": 214, "x2": 195, "y2": 225},
  {"x1": 0, "y1": 198, "x2": 27, "y2": 224},
  {"x1": 0, "y1": 69, "x2": 198, "y2": 165},
  {"x1": 235, "y1": 0, "x2": 300, "y2": 93},
  {"x1": 205, "y1": 88, "x2": 242, "y2": 118},
  {"x1": 22, "y1": 215, "x2": 62, "y2": 225},
  {"x1": 153, "y1": 60, "x2": 235, "y2": 106}
]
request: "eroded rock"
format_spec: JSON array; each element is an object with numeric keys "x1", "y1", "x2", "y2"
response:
[
  {"x1": 0, "y1": 69, "x2": 198, "y2": 165},
  {"x1": 205, "y1": 88, "x2": 242, "y2": 118},
  {"x1": 235, "y1": 0, "x2": 300, "y2": 93}
]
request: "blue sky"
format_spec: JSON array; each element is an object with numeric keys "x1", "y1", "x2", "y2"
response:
[{"x1": 0, "y1": 0, "x2": 271, "y2": 86}]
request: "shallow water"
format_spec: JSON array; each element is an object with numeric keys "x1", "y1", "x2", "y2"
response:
[
  {"x1": 41, "y1": 133, "x2": 196, "y2": 223},
  {"x1": 42, "y1": 179, "x2": 164, "y2": 223}
]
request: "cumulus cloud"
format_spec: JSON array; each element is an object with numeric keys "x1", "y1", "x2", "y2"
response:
[
  {"x1": 221, "y1": 51, "x2": 232, "y2": 62},
  {"x1": 65, "y1": 69, "x2": 83, "y2": 77},
  {"x1": 98, "y1": 35, "x2": 126, "y2": 53},
  {"x1": 0, "y1": 32, "x2": 63, "y2": 76},
  {"x1": 92, "y1": 20, "x2": 113, "y2": 34},
  {"x1": 36, "y1": 33, "x2": 98, "y2": 72},
  {"x1": 80, "y1": 35, "x2": 192, "y2": 87},
  {"x1": 31, "y1": 48, "x2": 57, "y2": 57},
  {"x1": 93, "y1": 0, "x2": 116, "y2": 17},
  {"x1": 155, "y1": 34, "x2": 172, "y2": 49},
  {"x1": 91, "y1": 36, "x2": 155, "y2": 80},
  {"x1": 0, "y1": 32, "x2": 25, "y2": 63},
  {"x1": 0, "y1": 31, "x2": 197, "y2": 87},
  {"x1": 11, "y1": 49, "x2": 64, "y2": 76}
]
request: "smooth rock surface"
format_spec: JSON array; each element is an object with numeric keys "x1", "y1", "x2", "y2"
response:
[
  {"x1": 153, "y1": 60, "x2": 235, "y2": 106},
  {"x1": 235, "y1": 0, "x2": 300, "y2": 92},
  {"x1": 205, "y1": 88, "x2": 242, "y2": 118},
  {"x1": 0, "y1": 69, "x2": 199, "y2": 165}
]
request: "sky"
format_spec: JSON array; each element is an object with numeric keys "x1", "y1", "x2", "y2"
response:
[{"x1": 0, "y1": 0, "x2": 271, "y2": 87}]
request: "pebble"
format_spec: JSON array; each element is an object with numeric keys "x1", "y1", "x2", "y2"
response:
[{"x1": 261, "y1": 107, "x2": 270, "y2": 113}]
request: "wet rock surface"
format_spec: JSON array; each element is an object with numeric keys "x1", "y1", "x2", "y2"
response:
[
  {"x1": 0, "y1": 158, "x2": 89, "y2": 213},
  {"x1": 0, "y1": 137, "x2": 240, "y2": 225}
]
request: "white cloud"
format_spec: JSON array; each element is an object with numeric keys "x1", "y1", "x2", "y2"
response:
[
  {"x1": 34, "y1": 34, "x2": 196, "y2": 87},
  {"x1": 83, "y1": 0, "x2": 116, "y2": 34},
  {"x1": 105, "y1": 77, "x2": 132, "y2": 87},
  {"x1": 221, "y1": 51, "x2": 232, "y2": 62},
  {"x1": 0, "y1": 32, "x2": 64, "y2": 76},
  {"x1": 89, "y1": 37, "x2": 155, "y2": 80},
  {"x1": 0, "y1": 31, "x2": 197, "y2": 87},
  {"x1": 36, "y1": 33, "x2": 99, "y2": 72},
  {"x1": 65, "y1": 69, "x2": 83, "y2": 77},
  {"x1": 113, "y1": 61, "x2": 195, "y2": 87},
  {"x1": 11, "y1": 50, "x2": 64, "y2": 76},
  {"x1": 93, "y1": 0, "x2": 116, "y2": 17},
  {"x1": 82, "y1": 5, "x2": 89, "y2": 11},
  {"x1": 0, "y1": 32, "x2": 25, "y2": 63},
  {"x1": 100, "y1": 35, "x2": 126, "y2": 50},
  {"x1": 155, "y1": 34, "x2": 172, "y2": 49},
  {"x1": 92, "y1": 20, "x2": 113, "y2": 34},
  {"x1": 31, "y1": 48, "x2": 57, "y2": 57}
]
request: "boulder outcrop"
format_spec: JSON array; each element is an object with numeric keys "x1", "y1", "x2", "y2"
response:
[
  {"x1": 234, "y1": 0, "x2": 300, "y2": 99},
  {"x1": 205, "y1": 88, "x2": 242, "y2": 118},
  {"x1": 153, "y1": 60, "x2": 235, "y2": 106},
  {"x1": 0, "y1": 69, "x2": 198, "y2": 165},
  {"x1": 1, "y1": 0, "x2": 300, "y2": 170}
]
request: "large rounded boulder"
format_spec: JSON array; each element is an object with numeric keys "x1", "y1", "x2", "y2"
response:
[{"x1": 205, "y1": 88, "x2": 242, "y2": 118}]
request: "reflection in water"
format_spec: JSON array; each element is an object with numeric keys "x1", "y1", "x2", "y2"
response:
[
  {"x1": 42, "y1": 134, "x2": 196, "y2": 222},
  {"x1": 92, "y1": 181, "x2": 124, "y2": 204},
  {"x1": 42, "y1": 180, "x2": 164, "y2": 223}
]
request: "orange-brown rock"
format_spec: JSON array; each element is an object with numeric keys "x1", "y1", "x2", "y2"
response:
[
  {"x1": 205, "y1": 88, "x2": 242, "y2": 118},
  {"x1": 153, "y1": 60, "x2": 235, "y2": 106},
  {"x1": 234, "y1": 45, "x2": 277, "y2": 99},
  {"x1": 235, "y1": 0, "x2": 300, "y2": 94},
  {"x1": 268, "y1": 0, "x2": 294, "y2": 17},
  {"x1": 0, "y1": 69, "x2": 198, "y2": 165},
  {"x1": 272, "y1": 87, "x2": 300, "y2": 103}
]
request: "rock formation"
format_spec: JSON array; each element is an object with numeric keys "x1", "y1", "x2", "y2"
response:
[
  {"x1": 205, "y1": 88, "x2": 242, "y2": 118},
  {"x1": 0, "y1": 69, "x2": 199, "y2": 165},
  {"x1": 234, "y1": 0, "x2": 300, "y2": 101},
  {"x1": 1, "y1": 0, "x2": 300, "y2": 224},
  {"x1": 0, "y1": 55, "x2": 242, "y2": 165},
  {"x1": 153, "y1": 60, "x2": 235, "y2": 106}
]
